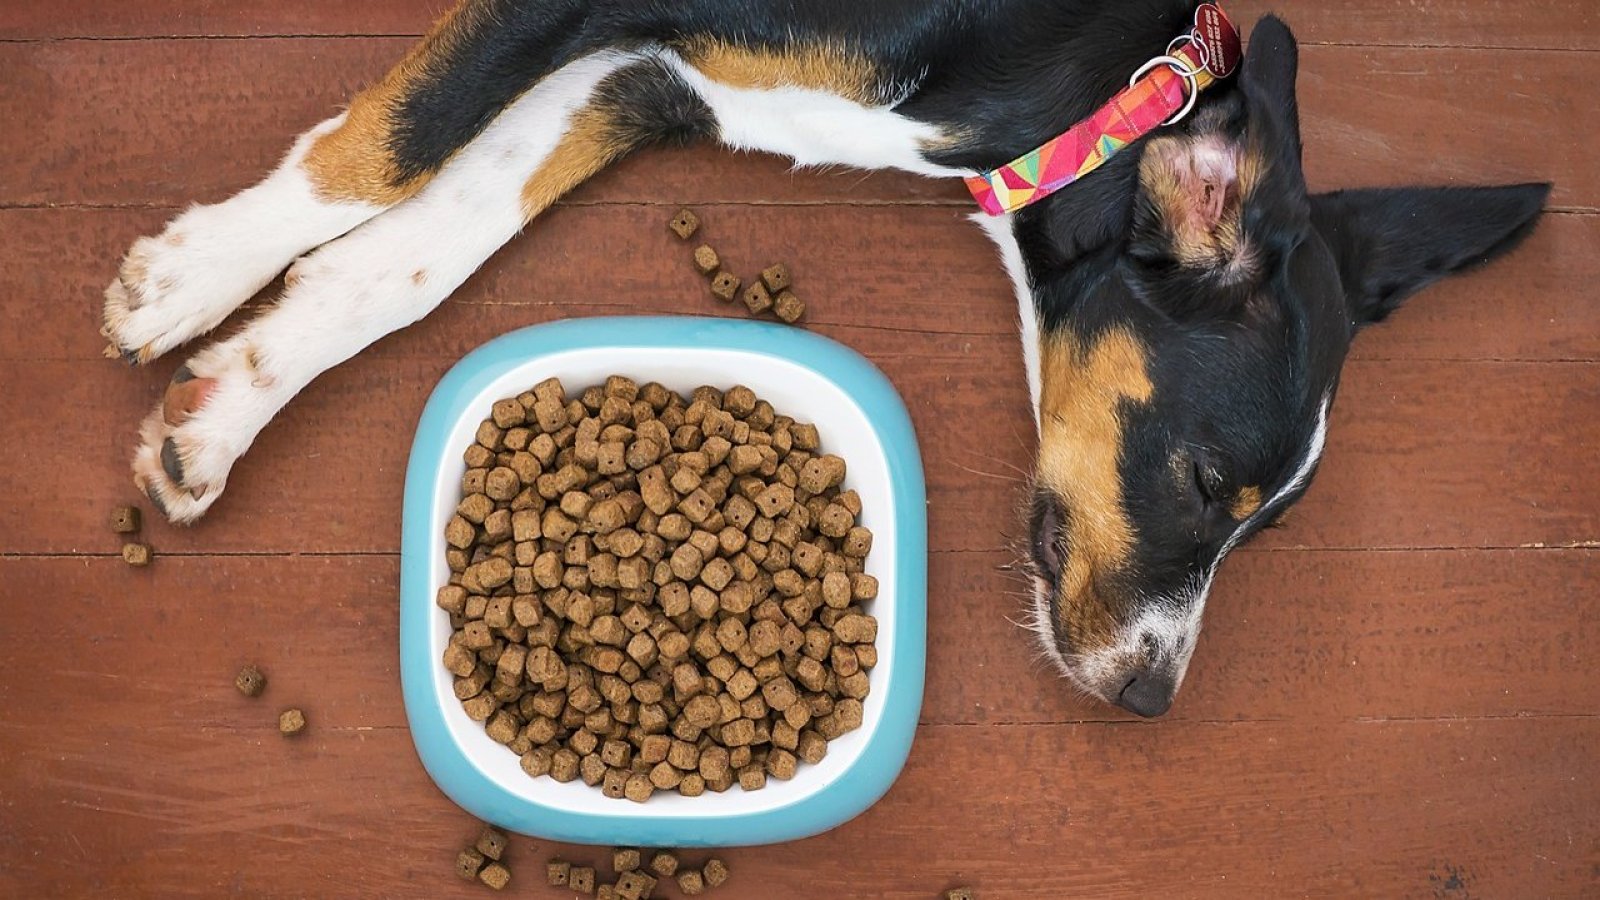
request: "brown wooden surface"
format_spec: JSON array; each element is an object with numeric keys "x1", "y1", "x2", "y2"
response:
[{"x1": 1, "y1": 2, "x2": 1596, "y2": 898}]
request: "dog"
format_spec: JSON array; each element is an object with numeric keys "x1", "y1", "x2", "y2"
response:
[{"x1": 102, "y1": 0, "x2": 1548, "y2": 717}]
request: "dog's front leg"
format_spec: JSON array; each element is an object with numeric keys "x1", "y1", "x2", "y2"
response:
[{"x1": 135, "y1": 52, "x2": 650, "y2": 522}]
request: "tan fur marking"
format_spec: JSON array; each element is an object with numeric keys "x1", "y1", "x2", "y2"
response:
[
  {"x1": 518, "y1": 106, "x2": 633, "y2": 221},
  {"x1": 410, "y1": 269, "x2": 428, "y2": 286},
  {"x1": 1230, "y1": 485, "x2": 1263, "y2": 520},
  {"x1": 302, "y1": 1, "x2": 483, "y2": 203},
  {"x1": 679, "y1": 39, "x2": 880, "y2": 105},
  {"x1": 1036, "y1": 327, "x2": 1155, "y2": 648},
  {"x1": 1139, "y1": 135, "x2": 1250, "y2": 271}
]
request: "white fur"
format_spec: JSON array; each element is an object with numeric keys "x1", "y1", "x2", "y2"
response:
[
  {"x1": 972, "y1": 212, "x2": 1042, "y2": 426},
  {"x1": 129, "y1": 51, "x2": 637, "y2": 521},
  {"x1": 663, "y1": 51, "x2": 971, "y2": 178},
  {"x1": 103, "y1": 116, "x2": 384, "y2": 361}
]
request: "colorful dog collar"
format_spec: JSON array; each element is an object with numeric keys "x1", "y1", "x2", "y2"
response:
[{"x1": 965, "y1": 3, "x2": 1242, "y2": 216}]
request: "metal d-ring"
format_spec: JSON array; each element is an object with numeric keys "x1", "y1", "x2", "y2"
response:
[{"x1": 1129, "y1": 53, "x2": 1201, "y2": 126}]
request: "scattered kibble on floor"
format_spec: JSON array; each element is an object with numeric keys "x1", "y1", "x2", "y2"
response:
[
  {"x1": 671, "y1": 209, "x2": 807, "y2": 325},
  {"x1": 541, "y1": 848, "x2": 732, "y2": 897},
  {"x1": 121, "y1": 542, "x2": 152, "y2": 567},
  {"x1": 277, "y1": 708, "x2": 306, "y2": 736},
  {"x1": 668, "y1": 208, "x2": 700, "y2": 240},
  {"x1": 234, "y1": 665, "x2": 266, "y2": 697},
  {"x1": 109, "y1": 505, "x2": 141, "y2": 534}
]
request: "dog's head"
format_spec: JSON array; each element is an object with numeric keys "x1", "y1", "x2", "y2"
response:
[{"x1": 1021, "y1": 17, "x2": 1548, "y2": 715}]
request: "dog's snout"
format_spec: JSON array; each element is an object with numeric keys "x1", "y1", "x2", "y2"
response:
[{"x1": 1115, "y1": 668, "x2": 1176, "y2": 718}]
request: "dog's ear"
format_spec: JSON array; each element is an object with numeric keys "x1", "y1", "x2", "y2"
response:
[
  {"x1": 1311, "y1": 183, "x2": 1551, "y2": 325},
  {"x1": 1238, "y1": 15, "x2": 1303, "y2": 190}
]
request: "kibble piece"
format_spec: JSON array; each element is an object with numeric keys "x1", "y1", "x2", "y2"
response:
[
  {"x1": 109, "y1": 505, "x2": 141, "y2": 534},
  {"x1": 570, "y1": 866, "x2": 596, "y2": 894},
  {"x1": 474, "y1": 825, "x2": 508, "y2": 861},
  {"x1": 766, "y1": 748, "x2": 798, "y2": 780},
  {"x1": 693, "y1": 245, "x2": 720, "y2": 274},
  {"x1": 478, "y1": 863, "x2": 511, "y2": 891},
  {"x1": 648, "y1": 852, "x2": 679, "y2": 878},
  {"x1": 741, "y1": 281, "x2": 773, "y2": 315},
  {"x1": 710, "y1": 271, "x2": 741, "y2": 302},
  {"x1": 278, "y1": 708, "x2": 306, "y2": 736},
  {"x1": 456, "y1": 848, "x2": 486, "y2": 881},
  {"x1": 760, "y1": 263, "x2": 792, "y2": 293},
  {"x1": 234, "y1": 665, "x2": 267, "y2": 698},
  {"x1": 677, "y1": 870, "x2": 705, "y2": 896},
  {"x1": 669, "y1": 208, "x2": 700, "y2": 240},
  {"x1": 703, "y1": 858, "x2": 730, "y2": 888},
  {"x1": 945, "y1": 890, "x2": 976, "y2": 900},
  {"x1": 773, "y1": 291, "x2": 805, "y2": 324},
  {"x1": 121, "y1": 542, "x2": 152, "y2": 567},
  {"x1": 623, "y1": 774, "x2": 654, "y2": 803},
  {"x1": 612, "y1": 847, "x2": 641, "y2": 874},
  {"x1": 754, "y1": 483, "x2": 794, "y2": 518},
  {"x1": 834, "y1": 613, "x2": 878, "y2": 644}
]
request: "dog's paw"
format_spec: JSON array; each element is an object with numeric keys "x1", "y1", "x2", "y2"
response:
[
  {"x1": 132, "y1": 345, "x2": 276, "y2": 524},
  {"x1": 102, "y1": 222, "x2": 261, "y2": 365}
]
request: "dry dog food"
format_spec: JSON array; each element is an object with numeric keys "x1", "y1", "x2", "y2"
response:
[
  {"x1": 547, "y1": 860, "x2": 571, "y2": 886},
  {"x1": 440, "y1": 377, "x2": 877, "y2": 804},
  {"x1": 945, "y1": 889, "x2": 976, "y2": 900},
  {"x1": 235, "y1": 665, "x2": 267, "y2": 697},
  {"x1": 110, "y1": 505, "x2": 141, "y2": 533},
  {"x1": 121, "y1": 542, "x2": 152, "y2": 567},
  {"x1": 759, "y1": 264, "x2": 792, "y2": 294},
  {"x1": 710, "y1": 271, "x2": 741, "y2": 302},
  {"x1": 478, "y1": 862, "x2": 511, "y2": 891},
  {"x1": 668, "y1": 209, "x2": 700, "y2": 240},
  {"x1": 773, "y1": 291, "x2": 805, "y2": 324},
  {"x1": 278, "y1": 708, "x2": 306, "y2": 736},
  {"x1": 474, "y1": 825, "x2": 508, "y2": 861},
  {"x1": 456, "y1": 848, "x2": 486, "y2": 882},
  {"x1": 545, "y1": 848, "x2": 730, "y2": 898},
  {"x1": 693, "y1": 245, "x2": 720, "y2": 275},
  {"x1": 673, "y1": 210, "x2": 807, "y2": 326}
]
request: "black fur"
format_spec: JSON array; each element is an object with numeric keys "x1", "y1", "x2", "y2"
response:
[{"x1": 373, "y1": 0, "x2": 1549, "y2": 714}]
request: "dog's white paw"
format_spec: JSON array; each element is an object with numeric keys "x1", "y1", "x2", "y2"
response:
[
  {"x1": 132, "y1": 342, "x2": 279, "y2": 523},
  {"x1": 101, "y1": 218, "x2": 270, "y2": 365}
]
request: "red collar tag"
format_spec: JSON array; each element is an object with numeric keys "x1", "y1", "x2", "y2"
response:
[{"x1": 965, "y1": 4, "x2": 1242, "y2": 216}]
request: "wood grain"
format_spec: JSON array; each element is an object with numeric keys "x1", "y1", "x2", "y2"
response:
[
  {"x1": 1, "y1": 715, "x2": 1593, "y2": 898},
  {"x1": 2, "y1": 2, "x2": 1596, "y2": 896},
  {"x1": 1, "y1": 350, "x2": 1594, "y2": 556},
  {"x1": 4, "y1": 206, "x2": 1596, "y2": 365},
  {"x1": 0, "y1": 41, "x2": 1583, "y2": 208},
  {"x1": 0, "y1": 550, "x2": 1594, "y2": 731},
  {"x1": 4, "y1": 0, "x2": 1594, "y2": 49}
]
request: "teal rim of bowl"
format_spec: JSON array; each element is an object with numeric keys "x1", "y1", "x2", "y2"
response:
[{"x1": 400, "y1": 315, "x2": 927, "y2": 847}]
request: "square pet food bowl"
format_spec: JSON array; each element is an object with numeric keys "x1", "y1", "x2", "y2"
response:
[{"x1": 400, "y1": 316, "x2": 926, "y2": 847}]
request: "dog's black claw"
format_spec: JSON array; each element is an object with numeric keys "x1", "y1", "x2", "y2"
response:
[
  {"x1": 121, "y1": 347, "x2": 141, "y2": 366},
  {"x1": 160, "y1": 437, "x2": 185, "y2": 487},
  {"x1": 143, "y1": 483, "x2": 170, "y2": 519}
]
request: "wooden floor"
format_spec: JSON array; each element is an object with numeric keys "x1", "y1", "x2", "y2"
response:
[{"x1": 2, "y1": 2, "x2": 1597, "y2": 897}]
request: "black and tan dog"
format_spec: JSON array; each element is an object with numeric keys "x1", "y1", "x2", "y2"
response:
[{"x1": 103, "y1": 0, "x2": 1548, "y2": 716}]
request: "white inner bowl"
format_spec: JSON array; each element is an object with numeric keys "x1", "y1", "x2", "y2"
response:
[{"x1": 423, "y1": 346, "x2": 898, "y2": 818}]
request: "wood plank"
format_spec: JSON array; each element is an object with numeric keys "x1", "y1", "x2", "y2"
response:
[
  {"x1": 0, "y1": 549, "x2": 1594, "y2": 731},
  {"x1": 0, "y1": 41, "x2": 1586, "y2": 208},
  {"x1": 0, "y1": 716, "x2": 1592, "y2": 897},
  {"x1": 3, "y1": 0, "x2": 1593, "y2": 50},
  {"x1": 1, "y1": 342, "x2": 1594, "y2": 555},
  {"x1": 5, "y1": 205, "x2": 1595, "y2": 366}
]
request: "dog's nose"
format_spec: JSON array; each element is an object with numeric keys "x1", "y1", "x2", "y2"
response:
[{"x1": 1116, "y1": 669, "x2": 1175, "y2": 718}]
